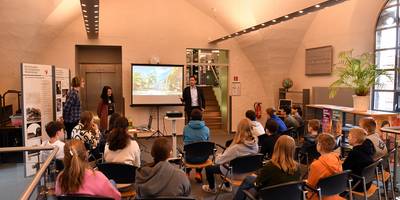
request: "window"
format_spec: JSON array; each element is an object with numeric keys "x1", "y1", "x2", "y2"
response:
[{"x1": 373, "y1": 0, "x2": 399, "y2": 111}]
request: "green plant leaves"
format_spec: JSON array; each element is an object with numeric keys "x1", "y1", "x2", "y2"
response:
[{"x1": 329, "y1": 50, "x2": 391, "y2": 98}]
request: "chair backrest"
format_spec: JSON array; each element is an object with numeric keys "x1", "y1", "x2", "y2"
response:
[
  {"x1": 136, "y1": 196, "x2": 195, "y2": 200},
  {"x1": 257, "y1": 134, "x2": 268, "y2": 147},
  {"x1": 361, "y1": 159, "x2": 381, "y2": 184},
  {"x1": 230, "y1": 153, "x2": 264, "y2": 174},
  {"x1": 258, "y1": 180, "x2": 305, "y2": 200},
  {"x1": 317, "y1": 170, "x2": 351, "y2": 196},
  {"x1": 57, "y1": 194, "x2": 113, "y2": 200},
  {"x1": 282, "y1": 127, "x2": 295, "y2": 135},
  {"x1": 183, "y1": 141, "x2": 215, "y2": 158},
  {"x1": 97, "y1": 162, "x2": 137, "y2": 184}
]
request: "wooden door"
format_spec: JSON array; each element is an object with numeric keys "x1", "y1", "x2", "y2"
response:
[{"x1": 80, "y1": 64, "x2": 123, "y2": 115}]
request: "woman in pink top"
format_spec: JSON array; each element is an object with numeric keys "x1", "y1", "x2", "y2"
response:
[{"x1": 55, "y1": 139, "x2": 121, "y2": 200}]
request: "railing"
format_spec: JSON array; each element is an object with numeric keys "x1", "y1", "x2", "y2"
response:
[{"x1": 0, "y1": 146, "x2": 58, "y2": 200}]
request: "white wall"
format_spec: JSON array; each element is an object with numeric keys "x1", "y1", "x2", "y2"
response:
[
  {"x1": 36, "y1": 0, "x2": 270, "y2": 132},
  {"x1": 288, "y1": 0, "x2": 386, "y2": 95}
]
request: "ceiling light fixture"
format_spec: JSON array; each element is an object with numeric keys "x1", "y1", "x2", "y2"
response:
[
  {"x1": 209, "y1": 0, "x2": 347, "y2": 43},
  {"x1": 80, "y1": 0, "x2": 99, "y2": 39}
]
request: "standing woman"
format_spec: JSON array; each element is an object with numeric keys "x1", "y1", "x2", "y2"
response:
[
  {"x1": 63, "y1": 76, "x2": 84, "y2": 139},
  {"x1": 97, "y1": 86, "x2": 115, "y2": 133}
]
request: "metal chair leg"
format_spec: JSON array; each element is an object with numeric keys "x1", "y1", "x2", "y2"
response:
[
  {"x1": 380, "y1": 164, "x2": 388, "y2": 200},
  {"x1": 376, "y1": 169, "x2": 382, "y2": 200}
]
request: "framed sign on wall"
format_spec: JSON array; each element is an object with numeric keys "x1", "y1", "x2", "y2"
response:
[{"x1": 305, "y1": 45, "x2": 333, "y2": 76}]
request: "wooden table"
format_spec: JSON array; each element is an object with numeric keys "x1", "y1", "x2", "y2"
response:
[
  {"x1": 306, "y1": 104, "x2": 397, "y2": 131},
  {"x1": 306, "y1": 104, "x2": 397, "y2": 156}
]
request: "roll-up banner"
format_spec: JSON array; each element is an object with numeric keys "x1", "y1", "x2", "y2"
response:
[{"x1": 21, "y1": 63, "x2": 54, "y2": 176}]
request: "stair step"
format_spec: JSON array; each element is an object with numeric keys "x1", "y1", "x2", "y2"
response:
[
  {"x1": 206, "y1": 101, "x2": 219, "y2": 106},
  {"x1": 204, "y1": 112, "x2": 221, "y2": 116},
  {"x1": 206, "y1": 105, "x2": 220, "y2": 110},
  {"x1": 204, "y1": 119, "x2": 221, "y2": 125},
  {"x1": 208, "y1": 123, "x2": 223, "y2": 129}
]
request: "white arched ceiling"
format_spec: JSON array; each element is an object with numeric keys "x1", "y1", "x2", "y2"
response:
[
  {"x1": 0, "y1": 0, "x2": 351, "y2": 105},
  {"x1": 0, "y1": 0, "x2": 80, "y2": 76},
  {"x1": 186, "y1": 0, "x2": 327, "y2": 100},
  {"x1": 0, "y1": 0, "x2": 81, "y2": 108}
]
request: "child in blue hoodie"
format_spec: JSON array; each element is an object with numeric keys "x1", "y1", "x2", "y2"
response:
[{"x1": 183, "y1": 108, "x2": 210, "y2": 183}]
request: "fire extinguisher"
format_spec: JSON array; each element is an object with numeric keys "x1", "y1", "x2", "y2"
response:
[{"x1": 254, "y1": 102, "x2": 262, "y2": 119}]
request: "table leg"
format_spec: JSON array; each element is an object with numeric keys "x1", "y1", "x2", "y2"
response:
[
  {"x1": 394, "y1": 133, "x2": 398, "y2": 191},
  {"x1": 172, "y1": 120, "x2": 177, "y2": 158}
]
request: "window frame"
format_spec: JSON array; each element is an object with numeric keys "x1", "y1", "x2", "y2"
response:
[{"x1": 373, "y1": 0, "x2": 399, "y2": 112}]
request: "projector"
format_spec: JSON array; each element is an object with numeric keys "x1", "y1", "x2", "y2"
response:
[{"x1": 166, "y1": 111, "x2": 183, "y2": 118}]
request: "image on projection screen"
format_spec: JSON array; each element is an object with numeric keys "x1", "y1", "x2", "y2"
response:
[{"x1": 132, "y1": 64, "x2": 183, "y2": 105}]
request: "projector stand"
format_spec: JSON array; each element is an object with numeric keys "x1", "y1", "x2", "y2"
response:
[{"x1": 149, "y1": 105, "x2": 164, "y2": 138}]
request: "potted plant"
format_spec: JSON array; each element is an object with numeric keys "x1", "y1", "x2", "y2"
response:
[{"x1": 329, "y1": 50, "x2": 390, "y2": 111}]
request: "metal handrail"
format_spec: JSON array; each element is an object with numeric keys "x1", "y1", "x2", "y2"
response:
[
  {"x1": 0, "y1": 145, "x2": 59, "y2": 200},
  {"x1": 0, "y1": 146, "x2": 54, "y2": 153}
]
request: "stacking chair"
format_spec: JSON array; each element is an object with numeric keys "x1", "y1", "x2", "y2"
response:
[
  {"x1": 350, "y1": 159, "x2": 382, "y2": 200},
  {"x1": 97, "y1": 162, "x2": 137, "y2": 199},
  {"x1": 182, "y1": 141, "x2": 216, "y2": 172},
  {"x1": 214, "y1": 153, "x2": 264, "y2": 200},
  {"x1": 243, "y1": 180, "x2": 306, "y2": 200},
  {"x1": 378, "y1": 149, "x2": 395, "y2": 200},
  {"x1": 220, "y1": 153, "x2": 264, "y2": 186},
  {"x1": 57, "y1": 194, "x2": 113, "y2": 200},
  {"x1": 305, "y1": 170, "x2": 353, "y2": 200}
]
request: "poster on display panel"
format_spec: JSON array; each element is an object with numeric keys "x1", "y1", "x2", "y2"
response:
[
  {"x1": 54, "y1": 68, "x2": 70, "y2": 120},
  {"x1": 21, "y1": 63, "x2": 54, "y2": 177}
]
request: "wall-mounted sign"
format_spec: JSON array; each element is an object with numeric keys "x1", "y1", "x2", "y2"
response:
[
  {"x1": 305, "y1": 45, "x2": 333, "y2": 76},
  {"x1": 231, "y1": 81, "x2": 241, "y2": 96}
]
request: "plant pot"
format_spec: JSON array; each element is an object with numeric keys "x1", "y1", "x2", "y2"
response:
[{"x1": 352, "y1": 95, "x2": 370, "y2": 111}]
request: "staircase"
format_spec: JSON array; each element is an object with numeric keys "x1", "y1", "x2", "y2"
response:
[{"x1": 202, "y1": 86, "x2": 223, "y2": 130}]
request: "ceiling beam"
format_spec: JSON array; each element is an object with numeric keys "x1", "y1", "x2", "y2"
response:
[{"x1": 209, "y1": 0, "x2": 348, "y2": 44}]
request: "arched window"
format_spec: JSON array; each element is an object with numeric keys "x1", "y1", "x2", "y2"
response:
[{"x1": 373, "y1": 0, "x2": 399, "y2": 111}]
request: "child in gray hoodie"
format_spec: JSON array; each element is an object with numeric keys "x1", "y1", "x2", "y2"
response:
[
  {"x1": 135, "y1": 138, "x2": 191, "y2": 198},
  {"x1": 202, "y1": 119, "x2": 259, "y2": 193}
]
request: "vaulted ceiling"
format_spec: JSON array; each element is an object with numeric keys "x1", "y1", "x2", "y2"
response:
[{"x1": 0, "y1": 0, "x2": 348, "y2": 93}]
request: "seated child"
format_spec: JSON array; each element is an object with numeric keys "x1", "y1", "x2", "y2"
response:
[
  {"x1": 245, "y1": 110, "x2": 265, "y2": 136},
  {"x1": 342, "y1": 128, "x2": 375, "y2": 192},
  {"x1": 183, "y1": 108, "x2": 210, "y2": 183},
  {"x1": 135, "y1": 138, "x2": 191, "y2": 198},
  {"x1": 299, "y1": 119, "x2": 320, "y2": 163},
  {"x1": 41, "y1": 121, "x2": 65, "y2": 161},
  {"x1": 258, "y1": 119, "x2": 280, "y2": 158},
  {"x1": 55, "y1": 140, "x2": 121, "y2": 200},
  {"x1": 359, "y1": 117, "x2": 387, "y2": 161},
  {"x1": 307, "y1": 133, "x2": 343, "y2": 200}
]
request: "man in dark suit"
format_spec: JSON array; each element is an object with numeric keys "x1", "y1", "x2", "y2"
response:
[{"x1": 181, "y1": 76, "x2": 205, "y2": 123}]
